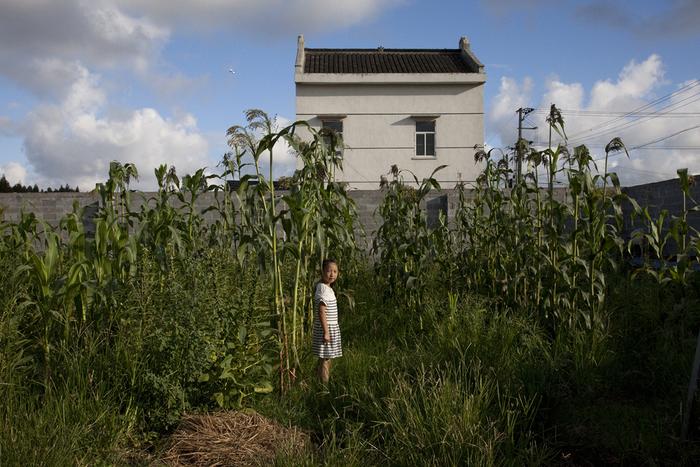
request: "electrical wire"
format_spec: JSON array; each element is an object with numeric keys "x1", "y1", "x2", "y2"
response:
[
  {"x1": 566, "y1": 91, "x2": 700, "y2": 146},
  {"x1": 634, "y1": 124, "x2": 700, "y2": 149},
  {"x1": 532, "y1": 80, "x2": 700, "y2": 141}
]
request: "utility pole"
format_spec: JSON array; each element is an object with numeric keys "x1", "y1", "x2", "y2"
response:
[{"x1": 516, "y1": 107, "x2": 537, "y2": 182}]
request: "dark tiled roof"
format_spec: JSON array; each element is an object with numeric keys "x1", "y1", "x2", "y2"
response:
[{"x1": 304, "y1": 48, "x2": 476, "y2": 74}]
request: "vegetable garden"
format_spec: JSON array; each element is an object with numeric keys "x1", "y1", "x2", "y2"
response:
[{"x1": 2, "y1": 107, "x2": 700, "y2": 465}]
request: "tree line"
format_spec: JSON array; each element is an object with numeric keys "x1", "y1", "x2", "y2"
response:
[{"x1": 0, "y1": 175, "x2": 79, "y2": 193}]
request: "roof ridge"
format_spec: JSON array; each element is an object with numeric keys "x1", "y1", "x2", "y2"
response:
[{"x1": 305, "y1": 48, "x2": 461, "y2": 53}]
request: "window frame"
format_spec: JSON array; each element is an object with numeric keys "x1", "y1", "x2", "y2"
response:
[{"x1": 413, "y1": 117, "x2": 438, "y2": 159}]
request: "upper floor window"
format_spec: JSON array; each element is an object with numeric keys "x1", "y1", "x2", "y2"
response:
[{"x1": 415, "y1": 120, "x2": 435, "y2": 157}]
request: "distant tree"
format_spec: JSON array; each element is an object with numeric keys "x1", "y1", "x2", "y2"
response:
[
  {"x1": 0, "y1": 175, "x2": 10, "y2": 193},
  {"x1": 0, "y1": 177, "x2": 81, "y2": 193}
]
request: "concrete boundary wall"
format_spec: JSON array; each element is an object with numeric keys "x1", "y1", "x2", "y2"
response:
[
  {"x1": 0, "y1": 187, "x2": 569, "y2": 229},
  {"x1": 0, "y1": 190, "x2": 467, "y2": 234},
  {"x1": 0, "y1": 186, "x2": 605, "y2": 241},
  {"x1": 0, "y1": 193, "x2": 101, "y2": 226},
  {"x1": 3, "y1": 181, "x2": 697, "y2": 256}
]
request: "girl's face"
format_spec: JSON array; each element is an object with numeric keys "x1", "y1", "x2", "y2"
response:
[{"x1": 322, "y1": 263, "x2": 338, "y2": 285}]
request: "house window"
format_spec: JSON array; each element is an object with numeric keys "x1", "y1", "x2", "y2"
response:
[
  {"x1": 415, "y1": 120, "x2": 435, "y2": 157},
  {"x1": 322, "y1": 119, "x2": 343, "y2": 156}
]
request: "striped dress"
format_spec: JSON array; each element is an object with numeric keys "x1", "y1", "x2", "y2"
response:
[{"x1": 312, "y1": 282, "x2": 342, "y2": 359}]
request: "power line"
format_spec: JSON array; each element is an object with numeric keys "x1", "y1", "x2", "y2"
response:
[
  {"x1": 535, "y1": 80, "x2": 700, "y2": 141},
  {"x1": 609, "y1": 165, "x2": 678, "y2": 179},
  {"x1": 634, "y1": 124, "x2": 700, "y2": 149},
  {"x1": 542, "y1": 111, "x2": 700, "y2": 117},
  {"x1": 585, "y1": 124, "x2": 700, "y2": 162},
  {"x1": 566, "y1": 91, "x2": 700, "y2": 146},
  {"x1": 618, "y1": 146, "x2": 700, "y2": 150}
]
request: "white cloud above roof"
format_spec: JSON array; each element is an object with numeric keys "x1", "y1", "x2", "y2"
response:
[
  {"x1": 488, "y1": 54, "x2": 700, "y2": 185},
  {"x1": 0, "y1": 0, "x2": 401, "y2": 189},
  {"x1": 22, "y1": 67, "x2": 209, "y2": 190},
  {"x1": 0, "y1": 1, "x2": 167, "y2": 97}
]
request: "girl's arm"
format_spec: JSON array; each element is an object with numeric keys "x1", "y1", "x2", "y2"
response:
[{"x1": 319, "y1": 303, "x2": 331, "y2": 343}]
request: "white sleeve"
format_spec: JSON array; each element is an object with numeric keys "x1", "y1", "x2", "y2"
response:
[
  {"x1": 314, "y1": 283, "x2": 326, "y2": 305},
  {"x1": 315, "y1": 283, "x2": 333, "y2": 305}
]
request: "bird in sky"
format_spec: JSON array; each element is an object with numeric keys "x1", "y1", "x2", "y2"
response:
[{"x1": 229, "y1": 68, "x2": 236, "y2": 75}]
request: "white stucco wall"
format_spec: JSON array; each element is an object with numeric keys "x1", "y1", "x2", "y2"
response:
[{"x1": 295, "y1": 80, "x2": 485, "y2": 189}]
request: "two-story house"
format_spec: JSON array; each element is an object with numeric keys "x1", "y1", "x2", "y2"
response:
[{"x1": 294, "y1": 35, "x2": 486, "y2": 189}]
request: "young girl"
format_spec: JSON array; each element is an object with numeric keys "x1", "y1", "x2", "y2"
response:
[{"x1": 312, "y1": 259, "x2": 342, "y2": 383}]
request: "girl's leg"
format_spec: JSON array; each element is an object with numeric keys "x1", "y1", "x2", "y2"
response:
[{"x1": 317, "y1": 358, "x2": 331, "y2": 383}]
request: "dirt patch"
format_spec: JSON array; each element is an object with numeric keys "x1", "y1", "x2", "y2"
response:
[{"x1": 161, "y1": 410, "x2": 310, "y2": 466}]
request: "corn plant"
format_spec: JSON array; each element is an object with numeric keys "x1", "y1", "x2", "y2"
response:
[
  {"x1": 283, "y1": 127, "x2": 360, "y2": 371},
  {"x1": 630, "y1": 168, "x2": 700, "y2": 285},
  {"x1": 136, "y1": 165, "x2": 185, "y2": 266},
  {"x1": 453, "y1": 108, "x2": 634, "y2": 334},
  {"x1": 372, "y1": 164, "x2": 445, "y2": 311},
  {"x1": 227, "y1": 110, "x2": 360, "y2": 390}
]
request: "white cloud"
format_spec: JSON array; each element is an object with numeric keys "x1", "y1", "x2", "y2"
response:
[
  {"x1": 270, "y1": 116, "x2": 299, "y2": 178},
  {"x1": 0, "y1": 1, "x2": 167, "y2": 98},
  {"x1": 488, "y1": 55, "x2": 700, "y2": 185},
  {"x1": 0, "y1": 0, "x2": 403, "y2": 190},
  {"x1": 22, "y1": 68, "x2": 209, "y2": 190},
  {"x1": 542, "y1": 77, "x2": 584, "y2": 110},
  {"x1": 488, "y1": 76, "x2": 533, "y2": 146},
  {"x1": 588, "y1": 55, "x2": 665, "y2": 110},
  {"x1": 0, "y1": 162, "x2": 28, "y2": 186},
  {"x1": 116, "y1": 0, "x2": 403, "y2": 35},
  {"x1": 0, "y1": 0, "x2": 403, "y2": 99}
]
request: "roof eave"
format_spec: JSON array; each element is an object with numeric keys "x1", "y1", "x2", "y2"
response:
[{"x1": 295, "y1": 72, "x2": 486, "y2": 85}]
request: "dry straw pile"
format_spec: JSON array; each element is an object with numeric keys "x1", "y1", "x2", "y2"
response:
[{"x1": 162, "y1": 410, "x2": 310, "y2": 466}]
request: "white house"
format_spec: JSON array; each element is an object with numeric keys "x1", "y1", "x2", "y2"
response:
[{"x1": 294, "y1": 35, "x2": 486, "y2": 189}]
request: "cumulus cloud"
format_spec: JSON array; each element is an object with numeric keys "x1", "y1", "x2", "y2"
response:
[
  {"x1": 588, "y1": 55, "x2": 666, "y2": 110},
  {"x1": 0, "y1": 0, "x2": 167, "y2": 98},
  {"x1": 542, "y1": 78, "x2": 585, "y2": 111},
  {"x1": 0, "y1": 162, "x2": 28, "y2": 186},
  {"x1": 0, "y1": 0, "x2": 403, "y2": 95},
  {"x1": 270, "y1": 116, "x2": 300, "y2": 178},
  {"x1": 22, "y1": 67, "x2": 209, "y2": 190},
  {"x1": 488, "y1": 54, "x2": 700, "y2": 185},
  {"x1": 0, "y1": 0, "x2": 404, "y2": 189},
  {"x1": 488, "y1": 76, "x2": 533, "y2": 145},
  {"x1": 116, "y1": 0, "x2": 403, "y2": 35}
]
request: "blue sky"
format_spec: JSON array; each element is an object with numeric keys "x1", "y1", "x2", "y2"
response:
[{"x1": 0, "y1": 0, "x2": 698, "y2": 189}]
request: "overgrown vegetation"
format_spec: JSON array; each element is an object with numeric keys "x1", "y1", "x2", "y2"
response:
[{"x1": 1, "y1": 107, "x2": 700, "y2": 465}]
